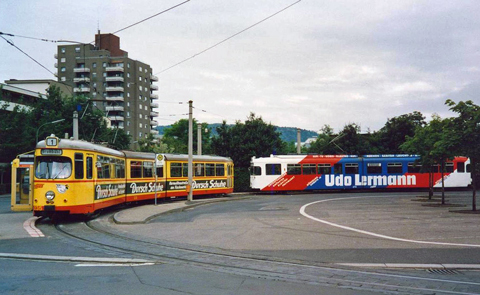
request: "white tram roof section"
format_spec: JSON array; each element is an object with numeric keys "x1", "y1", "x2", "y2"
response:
[
  {"x1": 36, "y1": 138, "x2": 124, "y2": 157},
  {"x1": 251, "y1": 154, "x2": 421, "y2": 163}
]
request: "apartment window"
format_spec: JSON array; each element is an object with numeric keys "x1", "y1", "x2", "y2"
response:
[
  {"x1": 139, "y1": 104, "x2": 142, "y2": 109},
  {"x1": 75, "y1": 47, "x2": 80, "y2": 53},
  {"x1": 92, "y1": 72, "x2": 97, "y2": 78},
  {"x1": 127, "y1": 93, "x2": 130, "y2": 97},
  {"x1": 126, "y1": 112, "x2": 130, "y2": 118},
  {"x1": 139, "y1": 86, "x2": 142, "y2": 91},
  {"x1": 103, "y1": 73, "x2": 107, "y2": 77},
  {"x1": 139, "y1": 77, "x2": 142, "y2": 81},
  {"x1": 139, "y1": 132, "x2": 143, "y2": 137},
  {"x1": 139, "y1": 123, "x2": 143, "y2": 128},
  {"x1": 139, "y1": 66, "x2": 142, "y2": 71},
  {"x1": 103, "y1": 62, "x2": 107, "y2": 68},
  {"x1": 127, "y1": 73, "x2": 130, "y2": 78},
  {"x1": 92, "y1": 62, "x2": 97, "y2": 68},
  {"x1": 60, "y1": 67, "x2": 66, "y2": 72},
  {"x1": 61, "y1": 47, "x2": 66, "y2": 53},
  {"x1": 139, "y1": 114, "x2": 143, "y2": 119},
  {"x1": 60, "y1": 58, "x2": 66, "y2": 63},
  {"x1": 127, "y1": 102, "x2": 130, "y2": 107},
  {"x1": 139, "y1": 95, "x2": 142, "y2": 100},
  {"x1": 127, "y1": 63, "x2": 130, "y2": 68}
]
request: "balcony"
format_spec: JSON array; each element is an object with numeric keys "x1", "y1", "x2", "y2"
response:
[
  {"x1": 150, "y1": 94, "x2": 158, "y2": 99},
  {"x1": 54, "y1": 63, "x2": 58, "y2": 68},
  {"x1": 105, "y1": 86, "x2": 124, "y2": 92},
  {"x1": 150, "y1": 74, "x2": 159, "y2": 82},
  {"x1": 105, "y1": 106, "x2": 125, "y2": 112},
  {"x1": 150, "y1": 111, "x2": 159, "y2": 117},
  {"x1": 73, "y1": 77, "x2": 90, "y2": 83},
  {"x1": 150, "y1": 129, "x2": 159, "y2": 135},
  {"x1": 73, "y1": 68, "x2": 91, "y2": 73},
  {"x1": 108, "y1": 115, "x2": 125, "y2": 122},
  {"x1": 106, "y1": 96, "x2": 124, "y2": 102},
  {"x1": 150, "y1": 120, "x2": 158, "y2": 127},
  {"x1": 54, "y1": 53, "x2": 58, "y2": 59},
  {"x1": 150, "y1": 84, "x2": 158, "y2": 91},
  {"x1": 150, "y1": 102, "x2": 159, "y2": 108},
  {"x1": 73, "y1": 87, "x2": 90, "y2": 93},
  {"x1": 106, "y1": 66, "x2": 124, "y2": 72},
  {"x1": 105, "y1": 76, "x2": 124, "y2": 82}
]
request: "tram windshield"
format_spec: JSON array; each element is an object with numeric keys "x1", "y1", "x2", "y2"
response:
[{"x1": 35, "y1": 156, "x2": 72, "y2": 179}]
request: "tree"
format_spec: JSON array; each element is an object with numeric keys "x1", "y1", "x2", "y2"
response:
[
  {"x1": 374, "y1": 111, "x2": 426, "y2": 154},
  {"x1": 162, "y1": 119, "x2": 212, "y2": 154},
  {"x1": 211, "y1": 113, "x2": 287, "y2": 191},
  {"x1": 307, "y1": 125, "x2": 338, "y2": 154},
  {"x1": 0, "y1": 85, "x2": 131, "y2": 163},
  {"x1": 445, "y1": 100, "x2": 480, "y2": 211},
  {"x1": 137, "y1": 133, "x2": 173, "y2": 153}
]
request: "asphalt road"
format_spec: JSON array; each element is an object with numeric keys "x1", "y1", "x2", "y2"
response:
[{"x1": 111, "y1": 191, "x2": 480, "y2": 265}]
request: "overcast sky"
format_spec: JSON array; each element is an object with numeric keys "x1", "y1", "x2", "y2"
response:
[{"x1": 1, "y1": 0, "x2": 479, "y2": 133}]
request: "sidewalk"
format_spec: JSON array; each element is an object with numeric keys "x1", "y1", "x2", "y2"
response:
[{"x1": 113, "y1": 194, "x2": 251, "y2": 224}]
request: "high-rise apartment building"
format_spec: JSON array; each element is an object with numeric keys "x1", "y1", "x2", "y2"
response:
[{"x1": 54, "y1": 32, "x2": 159, "y2": 144}]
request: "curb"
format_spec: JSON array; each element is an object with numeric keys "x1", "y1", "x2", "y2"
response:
[{"x1": 0, "y1": 252, "x2": 156, "y2": 264}]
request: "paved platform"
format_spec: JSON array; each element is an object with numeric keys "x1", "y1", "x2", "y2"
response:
[{"x1": 113, "y1": 195, "x2": 250, "y2": 224}]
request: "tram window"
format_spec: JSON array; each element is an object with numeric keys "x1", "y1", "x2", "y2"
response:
[
  {"x1": 143, "y1": 162, "x2": 153, "y2": 178},
  {"x1": 302, "y1": 164, "x2": 316, "y2": 175},
  {"x1": 334, "y1": 164, "x2": 342, "y2": 174},
  {"x1": 287, "y1": 164, "x2": 301, "y2": 175},
  {"x1": 116, "y1": 159, "x2": 125, "y2": 178},
  {"x1": 131, "y1": 161, "x2": 142, "y2": 178},
  {"x1": 387, "y1": 163, "x2": 402, "y2": 174},
  {"x1": 101, "y1": 162, "x2": 111, "y2": 179},
  {"x1": 206, "y1": 163, "x2": 215, "y2": 176},
  {"x1": 250, "y1": 165, "x2": 261, "y2": 176},
  {"x1": 408, "y1": 162, "x2": 421, "y2": 173},
  {"x1": 457, "y1": 162, "x2": 465, "y2": 173},
  {"x1": 367, "y1": 163, "x2": 382, "y2": 174},
  {"x1": 266, "y1": 164, "x2": 281, "y2": 175},
  {"x1": 156, "y1": 167, "x2": 164, "y2": 177},
  {"x1": 445, "y1": 162, "x2": 454, "y2": 173},
  {"x1": 466, "y1": 164, "x2": 471, "y2": 173},
  {"x1": 195, "y1": 163, "x2": 205, "y2": 177},
  {"x1": 345, "y1": 163, "x2": 359, "y2": 174},
  {"x1": 74, "y1": 153, "x2": 84, "y2": 179},
  {"x1": 86, "y1": 157, "x2": 93, "y2": 179},
  {"x1": 431, "y1": 165, "x2": 440, "y2": 173},
  {"x1": 216, "y1": 164, "x2": 225, "y2": 176},
  {"x1": 182, "y1": 163, "x2": 188, "y2": 177},
  {"x1": 170, "y1": 163, "x2": 182, "y2": 177},
  {"x1": 317, "y1": 164, "x2": 331, "y2": 174},
  {"x1": 35, "y1": 156, "x2": 72, "y2": 179}
]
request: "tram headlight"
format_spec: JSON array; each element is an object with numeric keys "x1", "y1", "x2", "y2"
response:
[{"x1": 45, "y1": 191, "x2": 55, "y2": 201}]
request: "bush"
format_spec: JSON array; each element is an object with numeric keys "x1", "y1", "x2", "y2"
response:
[{"x1": 234, "y1": 167, "x2": 250, "y2": 192}]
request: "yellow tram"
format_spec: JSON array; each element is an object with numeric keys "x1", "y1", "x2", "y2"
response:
[{"x1": 30, "y1": 135, "x2": 234, "y2": 218}]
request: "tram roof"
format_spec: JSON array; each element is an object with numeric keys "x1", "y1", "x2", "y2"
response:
[{"x1": 36, "y1": 139, "x2": 124, "y2": 157}]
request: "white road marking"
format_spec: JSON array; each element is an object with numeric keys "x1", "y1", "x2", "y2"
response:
[
  {"x1": 75, "y1": 263, "x2": 155, "y2": 267},
  {"x1": 23, "y1": 217, "x2": 44, "y2": 238},
  {"x1": 299, "y1": 196, "x2": 480, "y2": 248}
]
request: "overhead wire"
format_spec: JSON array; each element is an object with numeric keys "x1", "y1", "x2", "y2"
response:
[
  {"x1": 155, "y1": 0, "x2": 302, "y2": 74},
  {"x1": 0, "y1": 35, "x2": 56, "y2": 76}
]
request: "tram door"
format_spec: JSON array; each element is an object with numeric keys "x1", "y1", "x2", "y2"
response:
[{"x1": 11, "y1": 155, "x2": 34, "y2": 211}]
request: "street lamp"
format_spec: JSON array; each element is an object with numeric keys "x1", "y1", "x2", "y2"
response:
[{"x1": 36, "y1": 119, "x2": 65, "y2": 143}]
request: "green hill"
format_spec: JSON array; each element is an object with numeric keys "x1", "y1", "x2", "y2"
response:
[{"x1": 155, "y1": 125, "x2": 317, "y2": 142}]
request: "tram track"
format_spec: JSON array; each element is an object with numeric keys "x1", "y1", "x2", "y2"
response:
[{"x1": 44, "y1": 212, "x2": 480, "y2": 295}]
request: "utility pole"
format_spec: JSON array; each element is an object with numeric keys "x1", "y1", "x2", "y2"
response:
[
  {"x1": 197, "y1": 124, "x2": 202, "y2": 155},
  {"x1": 73, "y1": 111, "x2": 79, "y2": 140},
  {"x1": 297, "y1": 128, "x2": 301, "y2": 154},
  {"x1": 187, "y1": 100, "x2": 193, "y2": 202}
]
